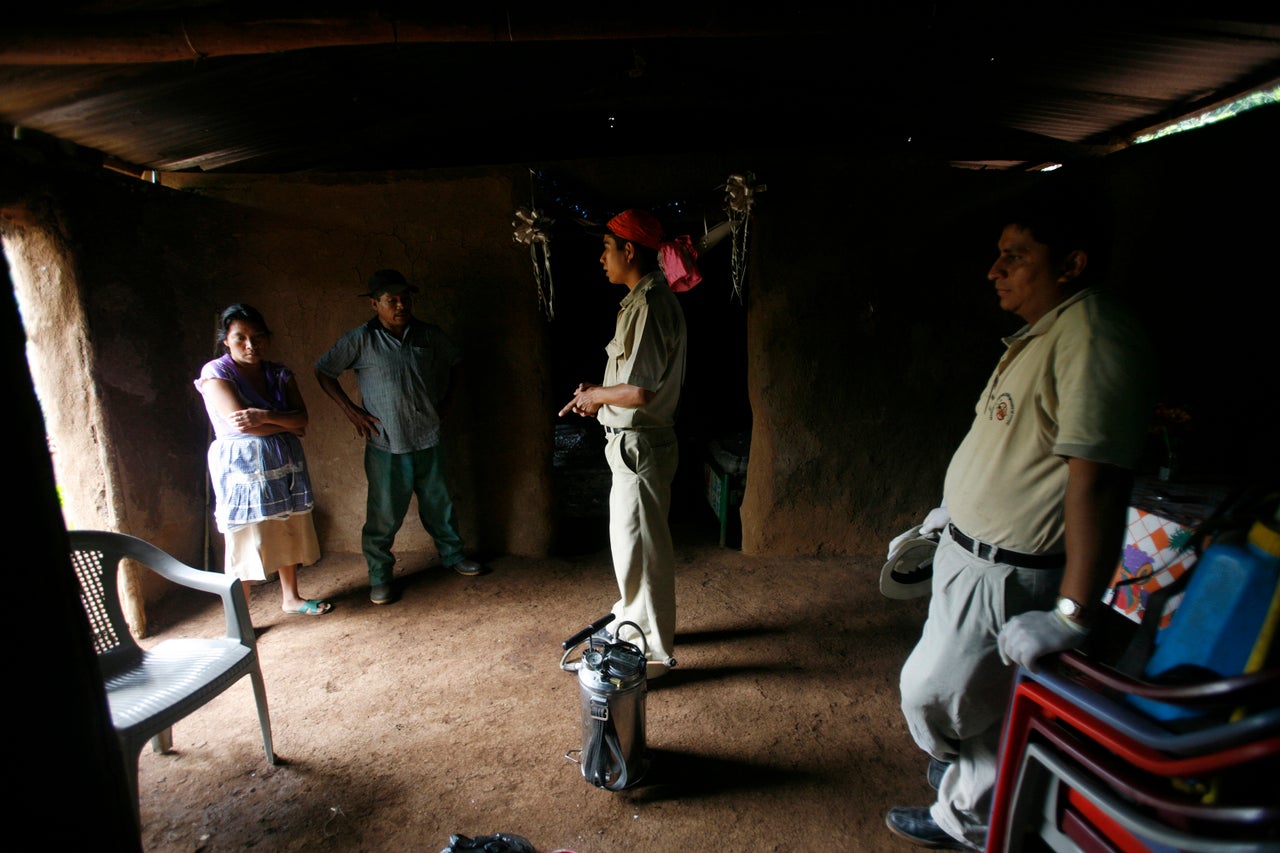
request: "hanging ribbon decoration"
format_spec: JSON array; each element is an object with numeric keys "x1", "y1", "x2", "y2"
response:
[
  {"x1": 723, "y1": 172, "x2": 764, "y2": 303},
  {"x1": 513, "y1": 207, "x2": 556, "y2": 321},
  {"x1": 516, "y1": 168, "x2": 762, "y2": 309}
]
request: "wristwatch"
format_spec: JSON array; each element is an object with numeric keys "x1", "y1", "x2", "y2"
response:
[{"x1": 1055, "y1": 595, "x2": 1087, "y2": 626}]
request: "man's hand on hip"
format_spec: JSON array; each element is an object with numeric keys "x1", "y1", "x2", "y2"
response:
[{"x1": 346, "y1": 406, "x2": 382, "y2": 440}]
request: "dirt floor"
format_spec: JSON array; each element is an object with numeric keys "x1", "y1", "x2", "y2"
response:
[{"x1": 132, "y1": 514, "x2": 935, "y2": 853}]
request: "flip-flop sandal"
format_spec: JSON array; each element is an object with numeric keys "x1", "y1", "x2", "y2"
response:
[{"x1": 287, "y1": 599, "x2": 332, "y2": 616}]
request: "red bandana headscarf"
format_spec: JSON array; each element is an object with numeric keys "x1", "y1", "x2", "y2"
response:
[{"x1": 607, "y1": 209, "x2": 703, "y2": 292}]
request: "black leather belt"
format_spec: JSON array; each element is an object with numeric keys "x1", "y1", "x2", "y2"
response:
[
  {"x1": 947, "y1": 524, "x2": 1065, "y2": 570},
  {"x1": 603, "y1": 426, "x2": 629, "y2": 435}
]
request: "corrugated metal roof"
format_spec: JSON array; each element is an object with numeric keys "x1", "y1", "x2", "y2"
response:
[
  {"x1": 1, "y1": 4, "x2": 1277, "y2": 174},
  {"x1": 993, "y1": 23, "x2": 1280, "y2": 144}
]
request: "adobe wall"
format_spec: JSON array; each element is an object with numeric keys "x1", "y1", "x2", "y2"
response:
[
  {"x1": 3, "y1": 106, "x2": 1277, "y2": 633},
  {"x1": 740, "y1": 107, "x2": 1280, "y2": 554},
  {"x1": 158, "y1": 168, "x2": 555, "y2": 565}
]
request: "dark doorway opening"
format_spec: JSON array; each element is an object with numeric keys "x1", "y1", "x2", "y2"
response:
[{"x1": 546, "y1": 219, "x2": 751, "y2": 554}]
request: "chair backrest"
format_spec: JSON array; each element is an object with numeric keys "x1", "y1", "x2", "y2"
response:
[
  {"x1": 67, "y1": 530, "x2": 275, "y2": 834},
  {"x1": 69, "y1": 532, "x2": 144, "y2": 679}
]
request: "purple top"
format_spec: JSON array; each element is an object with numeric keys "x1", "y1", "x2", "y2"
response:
[
  {"x1": 194, "y1": 353, "x2": 314, "y2": 532},
  {"x1": 196, "y1": 354, "x2": 294, "y2": 439}
]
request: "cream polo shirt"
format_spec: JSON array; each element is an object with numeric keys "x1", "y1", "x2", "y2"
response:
[
  {"x1": 943, "y1": 287, "x2": 1154, "y2": 554},
  {"x1": 598, "y1": 270, "x2": 687, "y2": 430}
]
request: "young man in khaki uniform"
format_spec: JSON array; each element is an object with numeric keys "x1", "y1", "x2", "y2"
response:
[{"x1": 560, "y1": 209, "x2": 687, "y2": 678}]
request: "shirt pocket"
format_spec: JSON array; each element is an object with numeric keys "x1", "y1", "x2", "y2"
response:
[
  {"x1": 604, "y1": 338, "x2": 628, "y2": 381},
  {"x1": 409, "y1": 343, "x2": 435, "y2": 366}
]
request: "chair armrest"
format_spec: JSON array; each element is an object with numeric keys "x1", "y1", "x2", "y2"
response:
[
  {"x1": 1025, "y1": 663, "x2": 1280, "y2": 755},
  {"x1": 1058, "y1": 649, "x2": 1280, "y2": 707},
  {"x1": 92, "y1": 532, "x2": 257, "y2": 645}
]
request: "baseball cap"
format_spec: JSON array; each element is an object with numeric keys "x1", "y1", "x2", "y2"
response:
[{"x1": 359, "y1": 269, "x2": 419, "y2": 298}]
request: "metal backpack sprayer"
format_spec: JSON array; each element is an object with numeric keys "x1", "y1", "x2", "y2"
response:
[{"x1": 559, "y1": 614, "x2": 649, "y2": 790}]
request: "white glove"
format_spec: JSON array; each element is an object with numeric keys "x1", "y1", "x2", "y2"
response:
[
  {"x1": 997, "y1": 610, "x2": 1089, "y2": 672},
  {"x1": 886, "y1": 503, "x2": 950, "y2": 560},
  {"x1": 919, "y1": 504, "x2": 951, "y2": 538}
]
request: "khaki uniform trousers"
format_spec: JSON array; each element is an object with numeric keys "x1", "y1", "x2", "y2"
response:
[{"x1": 605, "y1": 427, "x2": 679, "y2": 665}]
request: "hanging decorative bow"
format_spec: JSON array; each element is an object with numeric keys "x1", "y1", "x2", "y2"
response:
[
  {"x1": 513, "y1": 207, "x2": 555, "y2": 321},
  {"x1": 723, "y1": 172, "x2": 764, "y2": 303}
]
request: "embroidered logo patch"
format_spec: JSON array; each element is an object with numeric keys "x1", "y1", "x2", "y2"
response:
[{"x1": 990, "y1": 393, "x2": 1015, "y2": 424}]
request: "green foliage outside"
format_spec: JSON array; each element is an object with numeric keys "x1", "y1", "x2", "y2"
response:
[{"x1": 1135, "y1": 86, "x2": 1280, "y2": 144}]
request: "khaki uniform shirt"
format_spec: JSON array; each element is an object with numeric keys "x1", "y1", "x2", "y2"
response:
[
  {"x1": 598, "y1": 270, "x2": 687, "y2": 430},
  {"x1": 944, "y1": 287, "x2": 1154, "y2": 554}
]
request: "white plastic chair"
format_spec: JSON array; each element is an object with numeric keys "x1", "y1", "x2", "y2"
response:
[{"x1": 68, "y1": 530, "x2": 277, "y2": 829}]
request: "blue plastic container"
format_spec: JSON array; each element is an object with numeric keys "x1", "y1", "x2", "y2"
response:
[{"x1": 1127, "y1": 514, "x2": 1280, "y2": 724}]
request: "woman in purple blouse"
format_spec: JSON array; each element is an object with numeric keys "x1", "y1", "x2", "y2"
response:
[{"x1": 195, "y1": 303, "x2": 332, "y2": 616}]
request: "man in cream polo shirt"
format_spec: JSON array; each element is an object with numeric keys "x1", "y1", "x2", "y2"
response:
[
  {"x1": 885, "y1": 189, "x2": 1155, "y2": 851},
  {"x1": 560, "y1": 209, "x2": 687, "y2": 679}
]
